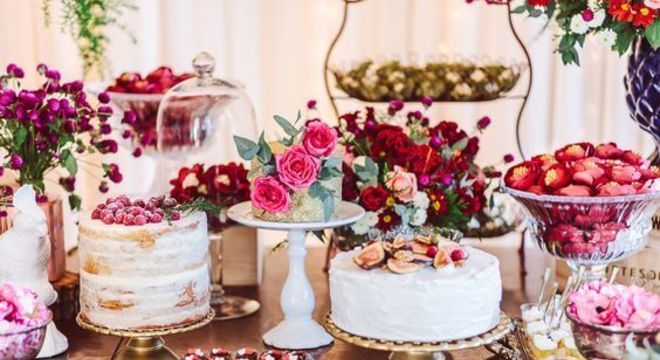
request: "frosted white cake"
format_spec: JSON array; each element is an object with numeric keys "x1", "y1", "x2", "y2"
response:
[
  {"x1": 329, "y1": 246, "x2": 502, "y2": 342},
  {"x1": 79, "y1": 211, "x2": 210, "y2": 330}
]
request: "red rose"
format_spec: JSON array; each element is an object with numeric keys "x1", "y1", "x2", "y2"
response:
[
  {"x1": 370, "y1": 126, "x2": 415, "y2": 166},
  {"x1": 170, "y1": 164, "x2": 205, "y2": 203},
  {"x1": 359, "y1": 185, "x2": 389, "y2": 211},
  {"x1": 540, "y1": 163, "x2": 571, "y2": 191},
  {"x1": 203, "y1": 162, "x2": 250, "y2": 206},
  {"x1": 554, "y1": 142, "x2": 594, "y2": 162},
  {"x1": 408, "y1": 144, "x2": 440, "y2": 176},
  {"x1": 504, "y1": 161, "x2": 541, "y2": 191}
]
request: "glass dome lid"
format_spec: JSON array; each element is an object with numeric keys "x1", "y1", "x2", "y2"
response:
[{"x1": 156, "y1": 52, "x2": 258, "y2": 161}]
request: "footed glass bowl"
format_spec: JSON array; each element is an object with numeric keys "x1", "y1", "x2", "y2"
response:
[
  {"x1": 107, "y1": 92, "x2": 164, "y2": 151},
  {"x1": 567, "y1": 311, "x2": 658, "y2": 360},
  {"x1": 504, "y1": 186, "x2": 660, "y2": 280},
  {"x1": 0, "y1": 314, "x2": 51, "y2": 359}
]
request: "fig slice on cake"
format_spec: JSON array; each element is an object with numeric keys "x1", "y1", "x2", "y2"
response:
[
  {"x1": 354, "y1": 241, "x2": 386, "y2": 269},
  {"x1": 387, "y1": 258, "x2": 422, "y2": 274}
]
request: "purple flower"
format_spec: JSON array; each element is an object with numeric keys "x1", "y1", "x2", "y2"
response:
[
  {"x1": 387, "y1": 99, "x2": 404, "y2": 115},
  {"x1": 97, "y1": 139, "x2": 118, "y2": 154},
  {"x1": 100, "y1": 124, "x2": 112, "y2": 135},
  {"x1": 122, "y1": 111, "x2": 137, "y2": 125},
  {"x1": 97, "y1": 92, "x2": 110, "y2": 104},
  {"x1": 45, "y1": 69, "x2": 61, "y2": 81},
  {"x1": 306, "y1": 99, "x2": 317, "y2": 109},
  {"x1": 419, "y1": 174, "x2": 431, "y2": 187},
  {"x1": 0, "y1": 90, "x2": 16, "y2": 106},
  {"x1": 18, "y1": 91, "x2": 40, "y2": 108},
  {"x1": 6, "y1": 64, "x2": 24, "y2": 78},
  {"x1": 63, "y1": 120, "x2": 76, "y2": 133},
  {"x1": 132, "y1": 147, "x2": 143, "y2": 158},
  {"x1": 421, "y1": 96, "x2": 433, "y2": 108},
  {"x1": 9, "y1": 154, "x2": 23, "y2": 170},
  {"x1": 98, "y1": 181, "x2": 109, "y2": 193},
  {"x1": 47, "y1": 98, "x2": 60, "y2": 112},
  {"x1": 430, "y1": 136, "x2": 442, "y2": 149},
  {"x1": 0, "y1": 167, "x2": 4, "y2": 176},
  {"x1": 440, "y1": 174, "x2": 453, "y2": 187},
  {"x1": 476, "y1": 116, "x2": 491, "y2": 130},
  {"x1": 121, "y1": 129, "x2": 132, "y2": 139},
  {"x1": 36, "y1": 63, "x2": 48, "y2": 74},
  {"x1": 97, "y1": 106, "x2": 113, "y2": 117},
  {"x1": 503, "y1": 153, "x2": 515, "y2": 163}
]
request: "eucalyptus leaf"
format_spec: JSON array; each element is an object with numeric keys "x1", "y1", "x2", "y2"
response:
[
  {"x1": 247, "y1": 162, "x2": 263, "y2": 180},
  {"x1": 322, "y1": 194, "x2": 334, "y2": 222},
  {"x1": 234, "y1": 135, "x2": 260, "y2": 161},
  {"x1": 451, "y1": 138, "x2": 469, "y2": 152},
  {"x1": 274, "y1": 115, "x2": 299, "y2": 137},
  {"x1": 262, "y1": 164, "x2": 275, "y2": 176},
  {"x1": 323, "y1": 156, "x2": 342, "y2": 169},
  {"x1": 309, "y1": 181, "x2": 323, "y2": 198},
  {"x1": 257, "y1": 132, "x2": 273, "y2": 163}
]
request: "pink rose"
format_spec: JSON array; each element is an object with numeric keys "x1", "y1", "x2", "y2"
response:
[
  {"x1": 572, "y1": 158, "x2": 605, "y2": 186},
  {"x1": 301, "y1": 120, "x2": 338, "y2": 157},
  {"x1": 645, "y1": 0, "x2": 660, "y2": 10},
  {"x1": 251, "y1": 176, "x2": 291, "y2": 214},
  {"x1": 276, "y1": 145, "x2": 321, "y2": 190},
  {"x1": 569, "y1": 287, "x2": 616, "y2": 326},
  {"x1": 384, "y1": 167, "x2": 417, "y2": 203}
]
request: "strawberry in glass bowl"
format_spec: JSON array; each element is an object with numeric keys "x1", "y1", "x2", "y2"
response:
[
  {"x1": 503, "y1": 143, "x2": 660, "y2": 281},
  {"x1": 104, "y1": 67, "x2": 194, "y2": 151}
]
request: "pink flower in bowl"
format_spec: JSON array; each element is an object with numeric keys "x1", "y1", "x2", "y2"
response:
[
  {"x1": 251, "y1": 176, "x2": 291, "y2": 214},
  {"x1": 276, "y1": 145, "x2": 321, "y2": 190},
  {"x1": 596, "y1": 182, "x2": 638, "y2": 196},
  {"x1": 301, "y1": 120, "x2": 338, "y2": 157},
  {"x1": 609, "y1": 165, "x2": 642, "y2": 185}
]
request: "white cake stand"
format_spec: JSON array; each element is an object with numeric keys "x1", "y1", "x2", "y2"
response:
[{"x1": 227, "y1": 201, "x2": 364, "y2": 350}]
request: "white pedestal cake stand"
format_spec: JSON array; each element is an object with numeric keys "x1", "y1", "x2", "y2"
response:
[{"x1": 227, "y1": 201, "x2": 364, "y2": 350}]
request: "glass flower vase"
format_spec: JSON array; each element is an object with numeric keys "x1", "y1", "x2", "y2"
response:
[{"x1": 505, "y1": 187, "x2": 660, "y2": 281}]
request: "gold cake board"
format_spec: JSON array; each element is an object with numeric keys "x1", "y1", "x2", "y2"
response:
[
  {"x1": 76, "y1": 309, "x2": 215, "y2": 360},
  {"x1": 324, "y1": 312, "x2": 516, "y2": 360}
]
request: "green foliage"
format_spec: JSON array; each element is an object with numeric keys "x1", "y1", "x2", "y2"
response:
[
  {"x1": 645, "y1": 21, "x2": 660, "y2": 49},
  {"x1": 234, "y1": 135, "x2": 260, "y2": 161}
]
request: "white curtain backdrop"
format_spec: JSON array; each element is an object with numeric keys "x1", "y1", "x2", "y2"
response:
[{"x1": 0, "y1": 0, "x2": 654, "y2": 248}]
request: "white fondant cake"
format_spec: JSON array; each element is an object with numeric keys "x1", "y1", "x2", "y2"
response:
[
  {"x1": 329, "y1": 246, "x2": 502, "y2": 342},
  {"x1": 78, "y1": 211, "x2": 210, "y2": 330}
]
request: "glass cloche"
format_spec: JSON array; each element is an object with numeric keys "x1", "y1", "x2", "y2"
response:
[{"x1": 156, "y1": 52, "x2": 258, "y2": 163}]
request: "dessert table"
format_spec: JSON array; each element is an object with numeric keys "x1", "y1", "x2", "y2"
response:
[{"x1": 53, "y1": 233, "x2": 553, "y2": 360}]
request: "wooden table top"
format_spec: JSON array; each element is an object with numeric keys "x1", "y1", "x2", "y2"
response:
[{"x1": 55, "y1": 235, "x2": 553, "y2": 360}]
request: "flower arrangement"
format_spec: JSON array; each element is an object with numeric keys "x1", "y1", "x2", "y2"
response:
[
  {"x1": 333, "y1": 59, "x2": 522, "y2": 102},
  {"x1": 233, "y1": 112, "x2": 342, "y2": 221},
  {"x1": 337, "y1": 99, "x2": 507, "y2": 245},
  {"x1": 106, "y1": 66, "x2": 194, "y2": 149},
  {"x1": 567, "y1": 281, "x2": 659, "y2": 330},
  {"x1": 42, "y1": 0, "x2": 137, "y2": 77},
  {"x1": 0, "y1": 282, "x2": 51, "y2": 359},
  {"x1": 169, "y1": 162, "x2": 251, "y2": 230},
  {"x1": 0, "y1": 64, "x2": 132, "y2": 210},
  {"x1": 505, "y1": 0, "x2": 659, "y2": 65}
]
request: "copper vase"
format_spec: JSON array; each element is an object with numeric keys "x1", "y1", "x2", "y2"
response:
[{"x1": 0, "y1": 195, "x2": 66, "y2": 281}]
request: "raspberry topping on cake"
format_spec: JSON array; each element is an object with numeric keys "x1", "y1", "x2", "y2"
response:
[{"x1": 91, "y1": 195, "x2": 180, "y2": 226}]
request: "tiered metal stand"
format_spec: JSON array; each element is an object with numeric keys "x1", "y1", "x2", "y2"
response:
[
  {"x1": 324, "y1": 312, "x2": 519, "y2": 360},
  {"x1": 76, "y1": 309, "x2": 215, "y2": 360}
]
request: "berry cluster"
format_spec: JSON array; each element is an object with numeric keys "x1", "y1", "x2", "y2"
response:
[
  {"x1": 505, "y1": 142, "x2": 659, "y2": 196},
  {"x1": 91, "y1": 195, "x2": 180, "y2": 226}
]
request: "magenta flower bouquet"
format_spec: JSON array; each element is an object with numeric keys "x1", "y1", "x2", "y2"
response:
[{"x1": 0, "y1": 64, "x2": 133, "y2": 209}]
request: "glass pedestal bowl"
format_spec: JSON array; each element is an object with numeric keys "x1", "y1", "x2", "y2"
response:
[
  {"x1": 504, "y1": 186, "x2": 660, "y2": 281},
  {"x1": 0, "y1": 314, "x2": 51, "y2": 360},
  {"x1": 567, "y1": 311, "x2": 659, "y2": 360}
]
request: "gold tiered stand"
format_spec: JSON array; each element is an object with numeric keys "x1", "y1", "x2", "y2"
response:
[
  {"x1": 324, "y1": 312, "x2": 517, "y2": 360},
  {"x1": 76, "y1": 309, "x2": 215, "y2": 360}
]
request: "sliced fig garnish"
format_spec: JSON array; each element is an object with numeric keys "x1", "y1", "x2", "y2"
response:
[
  {"x1": 410, "y1": 241, "x2": 430, "y2": 255},
  {"x1": 393, "y1": 250, "x2": 414, "y2": 262},
  {"x1": 433, "y1": 248, "x2": 452, "y2": 269},
  {"x1": 354, "y1": 241, "x2": 386, "y2": 269},
  {"x1": 414, "y1": 234, "x2": 434, "y2": 244},
  {"x1": 392, "y1": 235, "x2": 408, "y2": 249},
  {"x1": 412, "y1": 254, "x2": 433, "y2": 263},
  {"x1": 387, "y1": 259, "x2": 422, "y2": 274}
]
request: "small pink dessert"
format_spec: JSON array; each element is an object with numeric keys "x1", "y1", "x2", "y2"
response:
[
  {"x1": 0, "y1": 282, "x2": 51, "y2": 359},
  {"x1": 259, "y1": 350, "x2": 284, "y2": 360},
  {"x1": 282, "y1": 351, "x2": 313, "y2": 360},
  {"x1": 567, "y1": 281, "x2": 660, "y2": 330},
  {"x1": 183, "y1": 348, "x2": 208, "y2": 360},
  {"x1": 235, "y1": 348, "x2": 258, "y2": 360},
  {"x1": 209, "y1": 347, "x2": 232, "y2": 360}
]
